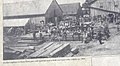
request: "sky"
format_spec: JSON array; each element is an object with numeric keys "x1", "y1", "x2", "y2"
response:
[{"x1": 3, "y1": 0, "x2": 85, "y2": 5}]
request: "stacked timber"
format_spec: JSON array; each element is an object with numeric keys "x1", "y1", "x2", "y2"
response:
[
  {"x1": 20, "y1": 33, "x2": 39, "y2": 40},
  {"x1": 28, "y1": 42, "x2": 71, "y2": 58},
  {"x1": 18, "y1": 33, "x2": 45, "y2": 46},
  {"x1": 20, "y1": 33, "x2": 50, "y2": 40}
]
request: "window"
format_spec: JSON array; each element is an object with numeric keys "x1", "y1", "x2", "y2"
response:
[
  {"x1": 115, "y1": 5, "x2": 118, "y2": 7},
  {"x1": 100, "y1": 6, "x2": 103, "y2": 8},
  {"x1": 115, "y1": 1, "x2": 119, "y2": 8}
]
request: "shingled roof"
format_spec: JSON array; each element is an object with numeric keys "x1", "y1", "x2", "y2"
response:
[{"x1": 60, "y1": 3, "x2": 81, "y2": 15}]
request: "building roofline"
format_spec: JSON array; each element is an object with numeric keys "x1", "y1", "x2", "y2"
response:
[
  {"x1": 89, "y1": 6, "x2": 120, "y2": 14},
  {"x1": 3, "y1": 14, "x2": 45, "y2": 20},
  {"x1": 45, "y1": 0, "x2": 63, "y2": 14}
]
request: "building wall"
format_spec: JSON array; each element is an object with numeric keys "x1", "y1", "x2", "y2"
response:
[
  {"x1": 90, "y1": 8, "x2": 109, "y2": 16},
  {"x1": 90, "y1": 0, "x2": 120, "y2": 16}
]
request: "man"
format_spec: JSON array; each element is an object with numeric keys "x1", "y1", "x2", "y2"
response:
[
  {"x1": 81, "y1": 23, "x2": 84, "y2": 32},
  {"x1": 48, "y1": 28, "x2": 51, "y2": 39},
  {"x1": 104, "y1": 26, "x2": 110, "y2": 40},
  {"x1": 97, "y1": 30, "x2": 104, "y2": 44},
  {"x1": 39, "y1": 31, "x2": 43, "y2": 40},
  {"x1": 81, "y1": 23, "x2": 84, "y2": 43},
  {"x1": 116, "y1": 20, "x2": 120, "y2": 31},
  {"x1": 78, "y1": 29, "x2": 81, "y2": 41},
  {"x1": 33, "y1": 31, "x2": 37, "y2": 41},
  {"x1": 91, "y1": 25, "x2": 94, "y2": 39},
  {"x1": 63, "y1": 30, "x2": 67, "y2": 41}
]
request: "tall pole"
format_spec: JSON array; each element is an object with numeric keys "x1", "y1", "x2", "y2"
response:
[{"x1": 112, "y1": 0, "x2": 115, "y2": 23}]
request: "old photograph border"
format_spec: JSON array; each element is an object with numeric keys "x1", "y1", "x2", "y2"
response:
[{"x1": 1, "y1": 0, "x2": 120, "y2": 66}]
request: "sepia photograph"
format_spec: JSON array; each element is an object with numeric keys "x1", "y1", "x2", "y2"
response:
[{"x1": 3, "y1": 0, "x2": 120, "y2": 60}]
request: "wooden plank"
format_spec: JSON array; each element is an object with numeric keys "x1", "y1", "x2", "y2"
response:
[
  {"x1": 38, "y1": 42, "x2": 57, "y2": 55},
  {"x1": 34, "y1": 42, "x2": 52, "y2": 50},
  {"x1": 28, "y1": 42, "x2": 54, "y2": 58},
  {"x1": 49, "y1": 43, "x2": 70, "y2": 56},
  {"x1": 38, "y1": 43, "x2": 62, "y2": 57}
]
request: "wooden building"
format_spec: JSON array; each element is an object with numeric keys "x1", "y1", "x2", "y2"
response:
[
  {"x1": 4, "y1": 0, "x2": 63, "y2": 27},
  {"x1": 3, "y1": 0, "x2": 83, "y2": 32},
  {"x1": 83, "y1": 0, "x2": 120, "y2": 17},
  {"x1": 60, "y1": 3, "x2": 82, "y2": 20}
]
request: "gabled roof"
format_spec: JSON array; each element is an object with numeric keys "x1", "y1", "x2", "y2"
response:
[
  {"x1": 60, "y1": 3, "x2": 81, "y2": 15},
  {"x1": 45, "y1": 0, "x2": 63, "y2": 18},
  {"x1": 3, "y1": 0, "x2": 53, "y2": 17}
]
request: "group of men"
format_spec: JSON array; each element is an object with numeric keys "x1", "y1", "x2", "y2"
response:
[{"x1": 32, "y1": 16, "x2": 111, "y2": 45}]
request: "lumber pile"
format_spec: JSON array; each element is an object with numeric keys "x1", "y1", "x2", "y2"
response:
[{"x1": 28, "y1": 42, "x2": 71, "y2": 58}]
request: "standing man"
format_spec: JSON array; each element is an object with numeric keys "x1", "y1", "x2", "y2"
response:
[
  {"x1": 97, "y1": 30, "x2": 104, "y2": 44},
  {"x1": 63, "y1": 29, "x2": 67, "y2": 41},
  {"x1": 104, "y1": 25, "x2": 110, "y2": 40},
  {"x1": 81, "y1": 23, "x2": 84, "y2": 43},
  {"x1": 116, "y1": 19, "x2": 120, "y2": 31},
  {"x1": 39, "y1": 30, "x2": 43, "y2": 40},
  {"x1": 91, "y1": 25, "x2": 94, "y2": 40},
  {"x1": 33, "y1": 31, "x2": 37, "y2": 41}
]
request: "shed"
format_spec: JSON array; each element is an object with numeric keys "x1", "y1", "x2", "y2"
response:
[{"x1": 3, "y1": 18, "x2": 34, "y2": 35}]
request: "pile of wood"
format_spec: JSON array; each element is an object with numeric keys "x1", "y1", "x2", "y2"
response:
[{"x1": 28, "y1": 42, "x2": 71, "y2": 58}]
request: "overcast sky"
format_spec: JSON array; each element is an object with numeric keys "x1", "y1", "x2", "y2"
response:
[{"x1": 3, "y1": 0, "x2": 85, "y2": 5}]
